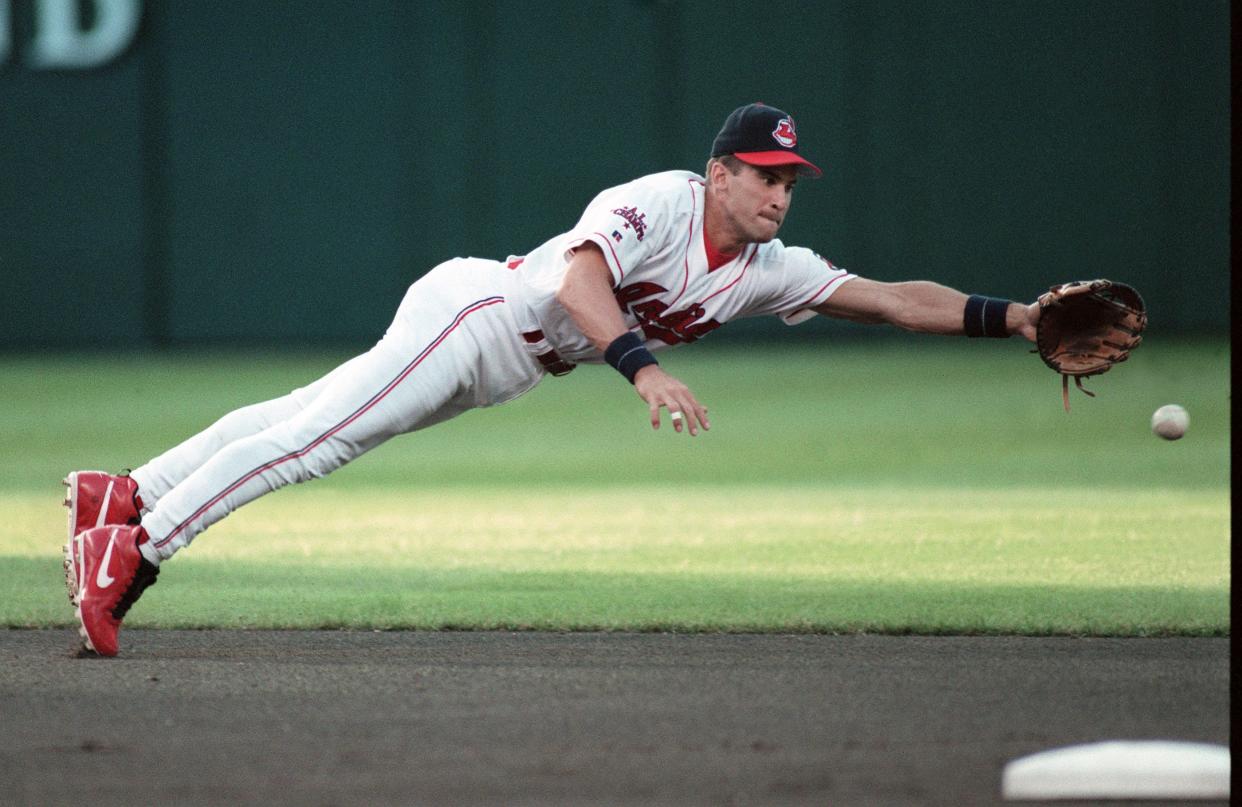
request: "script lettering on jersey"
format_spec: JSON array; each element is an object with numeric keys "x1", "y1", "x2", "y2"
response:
[
  {"x1": 610, "y1": 206, "x2": 648, "y2": 241},
  {"x1": 614, "y1": 282, "x2": 723, "y2": 345}
]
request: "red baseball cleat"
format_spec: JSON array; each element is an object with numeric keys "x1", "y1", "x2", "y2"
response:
[
  {"x1": 62, "y1": 471, "x2": 144, "y2": 606},
  {"x1": 63, "y1": 470, "x2": 144, "y2": 541},
  {"x1": 68, "y1": 525, "x2": 159, "y2": 657}
]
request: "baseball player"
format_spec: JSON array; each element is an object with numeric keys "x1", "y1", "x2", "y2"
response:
[{"x1": 63, "y1": 103, "x2": 1041, "y2": 656}]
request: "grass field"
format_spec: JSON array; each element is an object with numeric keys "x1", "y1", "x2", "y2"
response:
[{"x1": 0, "y1": 337, "x2": 1229, "y2": 635}]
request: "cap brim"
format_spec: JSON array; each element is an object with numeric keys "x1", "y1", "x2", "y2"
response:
[{"x1": 734, "y1": 151, "x2": 823, "y2": 178}]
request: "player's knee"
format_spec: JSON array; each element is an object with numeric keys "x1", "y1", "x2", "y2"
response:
[
  {"x1": 210, "y1": 403, "x2": 277, "y2": 444},
  {"x1": 285, "y1": 431, "x2": 357, "y2": 481}
]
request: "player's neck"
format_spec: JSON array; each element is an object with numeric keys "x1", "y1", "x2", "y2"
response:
[
  {"x1": 702, "y1": 194, "x2": 746, "y2": 257},
  {"x1": 702, "y1": 218, "x2": 741, "y2": 271}
]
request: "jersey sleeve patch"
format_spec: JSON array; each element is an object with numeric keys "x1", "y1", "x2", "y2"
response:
[
  {"x1": 562, "y1": 196, "x2": 661, "y2": 286},
  {"x1": 609, "y1": 205, "x2": 649, "y2": 241}
]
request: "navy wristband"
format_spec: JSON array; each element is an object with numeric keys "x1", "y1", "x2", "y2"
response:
[
  {"x1": 964, "y1": 295, "x2": 1012, "y2": 338},
  {"x1": 604, "y1": 332, "x2": 658, "y2": 384}
]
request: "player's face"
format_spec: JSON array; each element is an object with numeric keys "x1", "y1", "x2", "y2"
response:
[{"x1": 719, "y1": 163, "x2": 798, "y2": 244}]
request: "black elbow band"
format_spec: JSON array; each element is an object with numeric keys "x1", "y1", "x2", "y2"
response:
[
  {"x1": 964, "y1": 295, "x2": 1012, "y2": 338},
  {"x1": 605, "y1": 331, "x2": 658, "y2": 384}
]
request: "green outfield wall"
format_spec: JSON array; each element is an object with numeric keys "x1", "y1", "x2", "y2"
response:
[{"x1": 0, "y1": 0, "x2": 1229, "y2": 347}]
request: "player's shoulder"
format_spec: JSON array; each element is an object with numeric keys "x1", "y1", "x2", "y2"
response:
[
  {"x1": 602, "y1": 169, "x2": 697, "y2": 195},
  {"x1": 753, "y1": 240, "x2": 842, "y2": 271},
  {"x1": 752, "y1": 238, "x2": 795, "y2": 262},
  {"x1": 598, "y1": 170, "x2": 702, "y2": 207},
  {"x1": 629, "y1": 169, "x2": 704, "y2": 192},
  {"x1": 583, "y1": 170, "x2": 702, "y2": 230}
]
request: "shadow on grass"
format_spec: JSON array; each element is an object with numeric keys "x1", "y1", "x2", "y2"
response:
[{"x1": 4, "y1": 557, "x2": 1227, "y2": 637}]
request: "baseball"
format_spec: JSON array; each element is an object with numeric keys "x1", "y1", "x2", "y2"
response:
[{"x1": 1151, "y1": 404, "x2": 1189, "y2": 440}]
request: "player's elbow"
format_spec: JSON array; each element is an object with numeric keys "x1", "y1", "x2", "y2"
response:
[
  {"x1": 554, "y1": 272, "x2": 583, "y2": 312},
  {"x1": 886, "y1": 303, "x2": 926, "y2": 332},
  {"x1": 884, "y1": 282, "x2": 960, "y2": 335},
  {"x1": 557, "y1": 246, "x2": 612, "y2": 305},
  {"x1": 868, "y1": 284, "x2": 919, "y2": 330},
  {"x1": 842, "y1": 284, "x2": 935, "y2": 333}
]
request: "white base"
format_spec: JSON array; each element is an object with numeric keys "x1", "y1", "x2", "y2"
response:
[{"x1": 1002, "y1": 740, "x2": 1230, "y2": 800}]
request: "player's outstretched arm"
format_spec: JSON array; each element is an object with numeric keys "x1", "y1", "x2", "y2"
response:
[
  {"x1": 556, "y1": 244, "x2": 710, "y2": 435},
  {"x1": 813, "y1": 278, "x2": 1039, "y2": 341}
]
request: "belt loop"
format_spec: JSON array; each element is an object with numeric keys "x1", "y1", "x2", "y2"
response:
[{"x1": 520, "y1": 330, "x2": 575, "y2": 376}]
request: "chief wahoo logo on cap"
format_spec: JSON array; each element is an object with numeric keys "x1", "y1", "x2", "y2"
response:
[{"x1": 771, "y1": 117, "x2": 797, "y2": 148}]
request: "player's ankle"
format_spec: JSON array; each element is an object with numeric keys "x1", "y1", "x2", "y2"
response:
[{"x1": 137, "y1": 534, "x2": 162, "y2": 567}]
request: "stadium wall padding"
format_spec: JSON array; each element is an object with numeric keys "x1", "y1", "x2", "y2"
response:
[{"x1": 0, "y1": 0, "x2": 1229, "y2": 346}]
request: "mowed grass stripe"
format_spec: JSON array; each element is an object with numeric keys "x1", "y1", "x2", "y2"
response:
[
  {"x1": 0, "y1": 338, "x2": 1230, "y2": 491},
  {"x1": 3, "y1": 487, "x2": 1228, "y2": 635}
]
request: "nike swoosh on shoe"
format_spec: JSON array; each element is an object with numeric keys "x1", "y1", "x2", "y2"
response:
[{"x1": 95, "y1": 531, "x2": 117, "y2": 588}]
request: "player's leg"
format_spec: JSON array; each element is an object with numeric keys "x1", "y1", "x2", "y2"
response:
[
  {"x1": 62, "y1": 355, "x2": 358, "y2": 537},
  {"x1": 61, "y1": 381, "x2": 330, "y2": 623},
  {"x1": 66, "y1": 353, "x2": 400, "y2": 657},
  {"x1": 137, "y1": 343, "x2": 453, "y2": 560},
  {"x1": 69, "y1": 259, "x2": 540, "y2": 655},
  {"x1": 71, "y1": 320, "x2": 469, "y2": 655},
  {"x1": 139, "y1": 266, "x2": 536, "y2": 562},
  {"x1": 126, "y1": 354, "x2": 366, "y2": 509}
]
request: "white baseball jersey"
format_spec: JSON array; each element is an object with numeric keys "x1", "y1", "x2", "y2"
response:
[
  {"x1": 131, "y1": 170, "x2": 856, "y2": 561},
  {"x1": 507, "y1": 170, "x2": 856, "y2": 362}
]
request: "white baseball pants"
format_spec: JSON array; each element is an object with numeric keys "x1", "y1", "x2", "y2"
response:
[{"x1": 131, "y1": 258, "x2": 545, "y2": 561}]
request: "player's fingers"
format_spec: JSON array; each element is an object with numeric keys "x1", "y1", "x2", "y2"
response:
[
  {"x1": 649, "y1": 401, "x2": 661, "y2": 430},
  {"x1": 669, "y1": 408, "x2": 685, "y2": 434},
  {"x1": 671, "y1": 399, "x2": 703, "y2": 436},
  {"x1": 676, "y1": 396, "x2": 708, "y2": 436},
  {"x1": 692, "y1": 400, "x2": 710, "y2": 432}
]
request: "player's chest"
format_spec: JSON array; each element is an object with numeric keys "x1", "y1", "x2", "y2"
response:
[{"x1": 613, "y1": 246, "x2": 759, "y2": 346}]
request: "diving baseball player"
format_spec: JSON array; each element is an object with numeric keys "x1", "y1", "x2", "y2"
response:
[{"x1": 63, "y1": 103, "x2": 1041, "y2": 655}]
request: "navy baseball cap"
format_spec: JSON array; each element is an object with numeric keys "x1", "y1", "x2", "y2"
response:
[{"x1": 710, "y1": 103, "x2": 822, "y2": 178}]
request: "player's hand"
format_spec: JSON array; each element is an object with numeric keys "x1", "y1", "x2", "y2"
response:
[{"x1": 633, "y1": 365, "x2": 710, "y2": 436}]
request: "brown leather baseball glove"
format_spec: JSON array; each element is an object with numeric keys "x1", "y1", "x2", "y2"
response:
[{"x1": 1035, "y1": 280, "x2": 1147, "y2": 411}]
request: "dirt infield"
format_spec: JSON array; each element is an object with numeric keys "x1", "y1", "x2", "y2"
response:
[{"x1": 0, "y1": 631, "x2": 1229, "y2": 806}]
